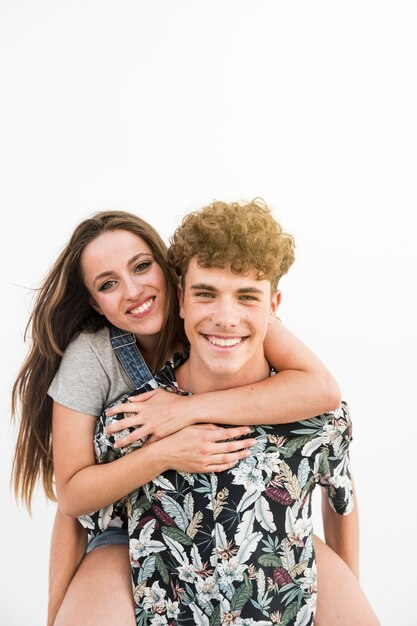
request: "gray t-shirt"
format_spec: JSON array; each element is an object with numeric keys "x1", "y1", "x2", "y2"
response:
[{"x1": 48, "y1": 327, "x2": 136, "y2": 416}]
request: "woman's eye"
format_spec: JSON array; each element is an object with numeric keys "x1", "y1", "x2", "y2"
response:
[
  {"x1": 134, "y1": 261, "x2": 152, "y2": 272},
  {"x1": 98, "y1": 280, "x2": 117, "y2": 292}
]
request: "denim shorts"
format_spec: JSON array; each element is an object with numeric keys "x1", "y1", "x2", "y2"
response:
[{"x1": 86, "y1": 526, "x2": 129, "y2": 554}]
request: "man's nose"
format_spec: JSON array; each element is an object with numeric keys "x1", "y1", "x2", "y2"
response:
[{"x1": 211, "y1": 299, "x2": 240, "y2": 327}]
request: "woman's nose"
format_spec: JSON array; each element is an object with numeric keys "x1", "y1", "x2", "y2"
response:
[{"x1": 123, "y1": 278, "x2": 144, "y2": 301}]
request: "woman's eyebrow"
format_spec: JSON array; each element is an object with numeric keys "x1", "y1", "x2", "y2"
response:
[{"x1": 127, "y1": 252, "x2": 153, "y2": 265}]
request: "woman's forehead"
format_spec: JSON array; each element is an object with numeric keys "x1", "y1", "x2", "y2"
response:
[{"x1": 81, "y1": 230, "x2": 152, "y2": 275}]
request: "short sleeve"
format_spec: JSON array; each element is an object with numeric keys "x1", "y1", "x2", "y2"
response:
[
  {"x1": 48, "y1": 331, "x2": 112, "y2": 416},
  {"x1": 317, "y1": 402, "x2": 354, "y2": 515}
]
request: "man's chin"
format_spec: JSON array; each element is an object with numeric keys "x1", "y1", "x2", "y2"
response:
[{"x1": 203, "y1": 362, "x2": 243, "y2": 381}]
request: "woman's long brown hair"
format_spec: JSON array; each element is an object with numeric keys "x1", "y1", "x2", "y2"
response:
[{"x1": 11, "y1": 210, "x2": 183, "y2": 512}]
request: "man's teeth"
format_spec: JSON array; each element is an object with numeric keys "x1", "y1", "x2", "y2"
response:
[
  {"x1": 206, "y1": 336, "x2": 243, "y2": 347},
  {"x1": 130, "y1": 299, "x2": 153, "y2": 315}
]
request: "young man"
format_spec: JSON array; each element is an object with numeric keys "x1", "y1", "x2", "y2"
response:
[{"x1": 88, "y1": 200, "x2": 375, "y2": 625}]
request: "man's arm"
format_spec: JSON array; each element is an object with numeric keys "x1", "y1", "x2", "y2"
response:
[
  {"x1": 47, "y1": 508, "x2": 87, "y2": 626},
  {"x1": 321, "y1": 482, "x2": 360, "y2": 578}
]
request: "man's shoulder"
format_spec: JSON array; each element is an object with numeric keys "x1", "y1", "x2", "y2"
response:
[{"x1": 154, "y1": 351, "x2": 190, "y2": 394}]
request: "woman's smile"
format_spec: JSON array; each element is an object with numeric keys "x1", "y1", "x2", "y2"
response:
[{"x1": 127, "y1": 296, "x2": 156, "y2": 317}]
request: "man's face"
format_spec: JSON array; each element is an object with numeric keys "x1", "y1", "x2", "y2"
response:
[{"x1": 178, "y1": 259, "x2": 280, "y2": 385}]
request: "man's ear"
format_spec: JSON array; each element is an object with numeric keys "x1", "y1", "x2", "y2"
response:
[
  {"x1": 177, "y1": 283, "x2": 185, "y2": 319},
  {"x1": 269, "y1": 290, "x2": 281, "y2": 323},
  {"x1": 90, "y1": 297, "x2": 104, "y2": 316}
]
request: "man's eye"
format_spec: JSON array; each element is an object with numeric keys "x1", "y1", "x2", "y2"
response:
[
  {"x1": 98, "y1": 280, "x2": 117, "y2": 292},
  {"x1": 196, "y1": 292, "x2": 215, "y2": 298},
  {"x1": 134, "y1": 261, "x2": 152, "y2": 272},
  {"x1": 240, "y1": 295, "x2": 257, "y2": 301}
]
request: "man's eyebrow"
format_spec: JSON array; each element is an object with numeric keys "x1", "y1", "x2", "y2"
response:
[
  {"x1": 236, "y1": 287, "x2": 264, "y2": 294},
  {"x1": 190, "y1": 283, "x2": 217, "y2": 291},
  {"x1": 190, "y1": 283, "x2": 264, "y2": 294},
  {"x1": 93, "y1": 253, "x2": 151, "y2": 285}
]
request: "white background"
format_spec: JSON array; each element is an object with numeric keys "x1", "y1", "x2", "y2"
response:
[{"x1": 1, "y1": 1, "x2": 416, "y2": 624}]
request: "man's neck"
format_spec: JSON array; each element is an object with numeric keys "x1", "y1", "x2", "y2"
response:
[{"x1": 175, "y1": 353, "x2": 271, "y2": 394}]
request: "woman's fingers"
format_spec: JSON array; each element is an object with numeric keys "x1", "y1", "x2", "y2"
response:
[
  {"x1": 177, "y1": 445, "x2": 254, "y2": 474},
  {"x1": 204, "y1": 425, "x2": 254, "y2": 441},
  {"x1": 206, "y1": 462, "x2": 241, "y2": 473},
  {"x1": 210, "y1": 437, "x2": 256, "y2": 453},
  {"x1": 192, "y1": 432, "x2": 256, "y2": 467},
  {"x1": 160, "y1": 424, "x2": 257, "y2": 474},
  {"x1": 105, "y1": 412, "x2": 144, "y2": 436},
  {"x1": 105, "y1": 389, "x2": 164, "y2": 417},
  {"x1": 215, "y1": 438, "x2": 255, "y2": 453},
  {"x1": 210, "y1": 447, "x2": 253, "y2": 465},
  {"x1": 203, "y1": 448, "x2": 254, "y2": 473},
  {"x1": 106, "y1": 401, "x2": 143, "y2": 419}
]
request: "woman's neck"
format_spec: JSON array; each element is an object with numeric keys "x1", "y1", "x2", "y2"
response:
[
  {"x1": 136, "y1": 335, "x2": 182, "y2": 371},
  {"x1": 135, "y1": 333, "x2": 161, "y2": 370}
]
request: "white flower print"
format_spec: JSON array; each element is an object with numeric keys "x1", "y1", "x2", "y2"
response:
[
  {"x1": 222, "y1": 616, "x2": 272, "y2": 626},
  {"x1": 77, "y1": 514, "x2": 94, "y2": 531},
  {"x1": 129, "y1": 519, "x2": 166, "y2": 563},
  {"x1": 179, "y1": 471, "x2": 195, "y2": 485},
  {"x1": 256, "y1": 451, "x2": 282, "y2": 478},
  {"x1": 299, "y1": 562, "x2": 317, "y2": 594},
  {"x1": 301, "y1": 422, "x2": 342, "y2": 457},
  {"x1": 150, "y1": 616, "x2": 168, "y2": 625},
  {"x1": 238, "y1": 620, "x2": 272, "y2": 626},
  {"x1": 285, "y1": 505, "x2": 311, "y2": 547},
  {"x1": 327, "y1": 458, "x2": 351, "y2": 490},
  {"x1": 142, "y1": 581, "x2": 166, "y2": 613},
  {"x1": 231, "y1": 461, "x2": 265, "y2": 493},
  {"x1": 166, "y1": 598, "x2": 180, "y2": 619},
  {"x1": 332, "y1": 406, "x2": 345, "y2": 420},
  {"x1": 195, "y1": 576, "x2": 222, "y2": 609},
  {"x1": 177, "y1": 562, "x2": 197, "y2": 583},
  {"x1": 294, "y1": 594, "x2": 316, "y2": 626},
  {"x1": 292, "y1": 518, "x2": 310, "y2": 540},
  {"x1": 218, "y1": 557, "x2": 246, "y2": 591},
  {"x1": 250, "y1": 436, "x2": 268, "y2": 455}
]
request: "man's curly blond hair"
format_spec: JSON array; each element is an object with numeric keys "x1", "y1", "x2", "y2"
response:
[{"x1": 168, "y1": 199, "x2": 295, "y2": 291}]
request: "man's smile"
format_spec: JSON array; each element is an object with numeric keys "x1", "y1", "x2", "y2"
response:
[{"x1": 202, "y1": 334, "x2": 248, "y2": 348}]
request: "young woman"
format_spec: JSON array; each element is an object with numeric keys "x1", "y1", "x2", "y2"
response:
[{"x1": 12, "y1": 209, "x2": 377, "y2": 625}]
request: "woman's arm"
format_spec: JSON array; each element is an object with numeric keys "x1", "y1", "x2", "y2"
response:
[
  {"x1": 105, "y1": 321, "x2": 341, "y2": 445},
  {"x1": 47, "y1": 508, "x2": 87, "y2": 626},
  {"x1": 52, "y1": 401, "x2": 256, "y2": 517}
]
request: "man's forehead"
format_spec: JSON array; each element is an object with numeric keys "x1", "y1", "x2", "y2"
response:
[{"x1": 184, "y1": 259, "x2": 271, "y2": 291}]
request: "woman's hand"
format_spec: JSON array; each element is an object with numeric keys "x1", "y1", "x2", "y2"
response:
[
  {"x1": 104, "y1": 388, "x2": 194, "y2": 447},
  {"x1": 156, "y1": 423, "x2": 256, "y2": 474}
]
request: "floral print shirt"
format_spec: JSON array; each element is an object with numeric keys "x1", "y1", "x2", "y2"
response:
[{"x1": 79, "y1": 356, "x2": 353, "y2": 626}]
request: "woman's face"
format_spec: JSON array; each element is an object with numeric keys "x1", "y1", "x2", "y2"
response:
[{"x1": 81, "y1": 229, "x2": 168, "y2": 342}]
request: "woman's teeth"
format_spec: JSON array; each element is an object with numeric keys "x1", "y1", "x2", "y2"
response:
[{"x1": 130, "y1": 298, "x2": 154, "y2": 315}]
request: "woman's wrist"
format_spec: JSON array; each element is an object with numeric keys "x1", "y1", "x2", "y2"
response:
[
  {"x1": 143, "y1": 437, "x2": 170, "y2": 474},
  {"x1": 179, "y1": 393, "x2": 206, "y2": 426}
]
